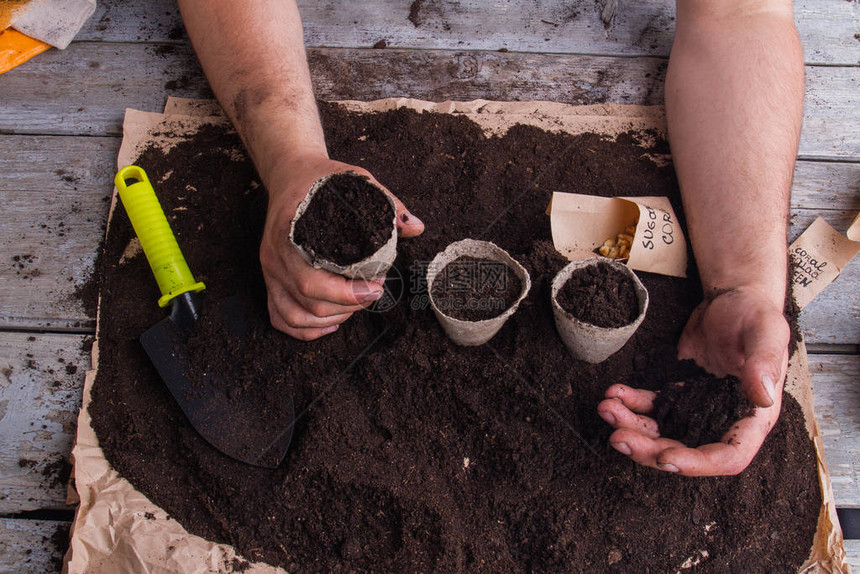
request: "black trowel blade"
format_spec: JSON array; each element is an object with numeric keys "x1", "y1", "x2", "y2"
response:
[{"x1": 140, "y1": 295, "x2": 295, "y2": 468}]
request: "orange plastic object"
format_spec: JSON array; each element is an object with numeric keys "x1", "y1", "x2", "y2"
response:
[
  {"x1": 0, "y1": 28, "x2": 50, "y2": 74},
  {"x1": 1, "y1": 1, "x2": 31, "y2": 29}
]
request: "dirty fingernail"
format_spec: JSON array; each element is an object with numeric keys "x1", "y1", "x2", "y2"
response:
[
  {"x1": 400, "y1": 211, "x2": 423, "y2": 226},
  {"x1": 321, "y1": 324, "x2": 339, "y2": 335},
  {"x1": 658, "y1": 463, "x2": 680, "y2": 473},
  {"x1": 598, "y1": 410, "x2": 617, "y2": 426},
  {"x1": 761, "y1": 374, "x2": 776, "y2": 405},
  {"x1": 611, "y1": 442, "x2": 632, "y2": 456}
]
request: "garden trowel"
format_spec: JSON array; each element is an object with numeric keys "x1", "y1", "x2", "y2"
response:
[{"x1": 114, "y1": 165, "x2": 294, "y2": 468}]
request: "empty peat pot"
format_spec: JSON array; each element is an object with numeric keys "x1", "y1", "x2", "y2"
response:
[
  {"x1": 551, "y1": 257, "x2": 649, "y2": 363},
  {"x1": 427, "y1": 239, "x2": 531, "y2": 346},
  {"x1": 289, "y1": 171, "x2": 398, "y2": 280}
]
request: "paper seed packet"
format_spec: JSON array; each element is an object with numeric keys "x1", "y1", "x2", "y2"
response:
[{"x1": 550, "y1": 192, "x2": 688, "y2": 278}]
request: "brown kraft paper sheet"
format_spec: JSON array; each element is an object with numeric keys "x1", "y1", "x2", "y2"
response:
[{"x1": 65, "y1": 98, "x2": 849, "y2": 573}]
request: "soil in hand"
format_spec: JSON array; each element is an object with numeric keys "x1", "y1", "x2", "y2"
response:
[
  {"x1": 90, "y1": 107, "x2": 819, "y2": 573},
  {"x1": 293, "y1": 171, "x2": 394, "y2": 266},
  {"x1": 430, "y1": 255, "x2": 523, "y2": 321},
  {"x1": 651, "y1": 363, "x2": 756, "y2": 448},
  {"x1": 556, "y1": 261, "x2": 639, "y2": 328}
]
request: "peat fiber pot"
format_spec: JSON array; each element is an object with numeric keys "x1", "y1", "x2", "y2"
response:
[
  {"x1": 427, "y1": 238, "x2": 531, "y2": 346},
  {"x1": 290, "y1": 171, "x2": 398, "y2": 280},
  {"x1": 551, "y1": 257, "x2": 649, "y2": 363}
]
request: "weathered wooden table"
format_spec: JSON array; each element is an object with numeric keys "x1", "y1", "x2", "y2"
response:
[{"x1": 0, "y1": 1, "x2": 857, "y2": 571}]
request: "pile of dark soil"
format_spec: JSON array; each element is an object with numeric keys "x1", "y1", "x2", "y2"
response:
[
  {"x1": 430, "y1": 255, "x2": 523, "y2": 321},
  {"x1": 556, "y1": 261, "x2": 640, "y2": 328},
  {"x1": 89, "y1": 104, "x2": 820, "y2": 573},
  {"x1": 293, "y1": 171, "x2": 394, "y2": 266}
]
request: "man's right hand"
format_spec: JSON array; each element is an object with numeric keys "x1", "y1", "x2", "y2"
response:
[
  {"x1": 597, "y1": 285, "x2": 790, "y2": 476},
  {"x1": 260, "y1": 156, "x2": 424, "y2": 341}
]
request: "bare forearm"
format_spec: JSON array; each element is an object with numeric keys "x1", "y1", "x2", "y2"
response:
[
  {"x1": 667, "y1": 0, "x2": 804, "y2": 304},
  {"x1": 177, "y1": 0, "x2": 327, "y2": 188}
]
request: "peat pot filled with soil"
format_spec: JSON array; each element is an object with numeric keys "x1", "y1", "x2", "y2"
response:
[
  {"x1": 427, "y1": 239, "x2": 531, "y2": 346},
  {"x1": 290, "y1": 170, "x2": 398, "y2": 279},
  {"x1": 552, "y1": 257, "x2": 649, "y2": 363}
]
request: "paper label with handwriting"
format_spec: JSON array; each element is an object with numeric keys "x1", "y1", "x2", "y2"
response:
[
  {"x1": 789, "y1": 216, "x2": 860, "y2": 309},
  {"x1": 550, "y1": 192, "x2": 687, "y2": 278}
]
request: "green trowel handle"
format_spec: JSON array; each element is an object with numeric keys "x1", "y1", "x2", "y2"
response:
[{"x1": 114, "y1": 165, "x2": 205, "y2": 308}]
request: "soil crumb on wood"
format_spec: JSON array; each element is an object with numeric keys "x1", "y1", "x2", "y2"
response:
[
  {"x1": 292, "y1": 171, "x2": 394, "y2": 266},
  {"x1": 72, "y1": 252, "x2": 102, "y2": 318},
  {"x1": 430, "y1": 255, "x2": 523, "y2": 321},
  {"x1": 89, "y1": 105, "x2": 819, "y2": 573},
  {"x1": 408, "y1": 0, "x2": 424, "y2": 26},
  {"x1": 556, "y1": 261, "x2": 639, "y2": 328},
  {"x1": 49, "y1": 522, "x2": 71, "y2": 572}
]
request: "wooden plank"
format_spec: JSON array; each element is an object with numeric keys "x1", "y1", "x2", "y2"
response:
[
  {"x1": 0, "y1": 333, "x2": 88, "y2": 513},
  {"x1": 0, "y1": 135, "x2": 111, "y2": 330},
  {"x1": 0, "y1": 43, "x2": 665, "y2": 137},
  {"x1": 801, "y1": 65, "x2": 860, "y2": 161},
  {"x1": 0, "y1": 135, "x2": 116, "y2": 330},
  {"x1": 802, "y1": 284, "x2": 860, "y2": 348},
  {"x1": 74, "y1": 0, "x2": 860, "y2": 66},
  {"x1": 792, "y1": 0, "x2": 860, "y2": 66},
  {"x1": 301, "y1": 0, "x2": 860, "y2": 67},
  {"x1": 0, "y1": 172, "x2": 112, "y2": 331},
  {"x1": 792, "y1": 160, "x2": 860, "y2": 212},
  {"x1": 1, "y1": 44, "x2": 858, "y2": 161},
  {"x1": 0, "y1": 135, "x2": 119, "y2": 194},
  {"x1": 0, "y1": 518, "x2": 70, "y2": 574},
  {"x1": 809, "y1": 354, "x2": 860, "y2": 512},
  {"x1": 0, "y1": 42, "x2": 207, "y2": 138},
  {"x1": 307, "y1": 48, "x2": 670, "y2": 105},
  {"x1": 78, "y1": 0, "x2": 185, "y2": 44}
]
